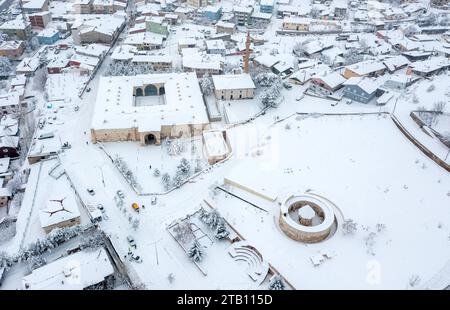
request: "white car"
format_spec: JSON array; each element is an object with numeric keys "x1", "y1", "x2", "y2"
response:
[
  {"x1": 127, "y1": 235, "x2": 137, "y2": 249},
  {"x1": 296, "y1": 94, "x2": 305, "y2": 101}
]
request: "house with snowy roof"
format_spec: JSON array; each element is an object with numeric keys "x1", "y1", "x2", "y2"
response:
[
  {"x1": 343, "y1": 60, "x2": 386, "y2": 79},
  {"x1": 382, "y1": 55, "x2": 410, "y2": 73},
  {"x1": 288, "y1": 64, "x2": 330, "y2": 85},
  {"x1": 124, "y1": 32, "x2": 164, "y2": 50},
  {"x1": 343, "y1": 76, "x2": 381, "y2": 104},
  {"x1": 146, "y1": 16, "x2": 169, "y2": 37},
  {"x1": 203, "y1": 6, "x2": 223, "y2": 22},
  {"x1": 0, "y1": 16, "x2": 32, "y2": 39},
  {"x1": 407, "y1": 56, "x2": 450, "y2": 77},
  {"x1": 22, "y1": 249, "x2": 114, "y2": 290},
  {"x1": 72, "y1": 14, "x2": 125, "y2": 45},
  {"x1": 0, "y1": 41, "x2": 24, "y2": 59},
  {"x1": 309, "y1": 71, "x2": 347, "y2": 96},
  {"x1": 22, "y1": 0, "x2": 49, "y2": 13},
  {"x1": 381, "y1": 74, "x2": 419, "y2": 91},
  {"x1": 233, "y1": 6, "x2": 254, "y2": 25},
  {"x1": 282, "y1": 17, "x2": 310, "y2": 31},
  {"x1": 182, "y1": 53, "x2": 223, "y2": 77},
  {"x1": 206, "y1": 40, "x2": 226, "y2": 56},
  {"x1": 37, "y1": 28, "x2": 60, "y2": 45},
  {"x1": 212, "y1": 74, "x2": 256, "y2": 100},
  {"x1": 260, "y1": 0, "x2": 274, "y2": 13},
  {"x1": 38, "y1": 194, "x2": 81, "y2": 233},
  {"x1": 216, "y1": 21, "x2": 236, "y2": 34}
]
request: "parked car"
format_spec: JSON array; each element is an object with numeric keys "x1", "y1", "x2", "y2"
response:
[
  {"x1": 87, "y1": 188, "x2": 95, "y2": 195},
  {"x1": 38, "y1": 132, "x2": 54, "y2": 140},
  {"x1": 130, "y1": 255, "x2": 143, "y2": 263},
  {"x1": 344, "y1": 99, "x2": 352, "y2": 105},
  {"x1": 127, "y1": 235, "x2": 136, "y2": 249},
  {"x1": 151, "y1": 196, "x2": 157, "y2": 205},
  {"x1": 97, "y1": 203, "x2": 105, "y2": 212},
  {"x1": 296, "y1": 94, "x2": 305, "y2": 101},
  {"x1": 283, "y1": 82, "x2": 292, "y2": 90},
  {"x1": 117, "y1": 190, "x2": 125, "y2": 199},
  {"x1": 331, "y1": 101, "x2": 339, "y2": 106}
]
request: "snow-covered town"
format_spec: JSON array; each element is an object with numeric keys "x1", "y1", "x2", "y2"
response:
[{"x1": 0, "y1": 0, "x2": 449, "y2": 292}]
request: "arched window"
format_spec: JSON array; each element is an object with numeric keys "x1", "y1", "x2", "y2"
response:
[
  {"x1": 135, "y1": 88, "x2": 143, "y2": 96},
  {"x1": 144, "y1": 84, "x2": 158, "y2": 96},
  {"x1": 159, "y1": 86, "x2": 165, "y2": 95}
]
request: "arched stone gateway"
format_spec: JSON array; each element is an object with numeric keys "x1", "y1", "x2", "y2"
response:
[
  {"x1": 144, "y1": 84, "x2": 158, "y2": 96},
  {"x1": 145, "y1": 133, "x2": 156, "y2": 145},
  {"x1": 135, "y1": 87, "x2": 143, "y2": 96}
]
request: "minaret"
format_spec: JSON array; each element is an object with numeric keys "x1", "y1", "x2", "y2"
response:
[{"x1": 243, "y1": 31, "x2": 251, "y2": 74}]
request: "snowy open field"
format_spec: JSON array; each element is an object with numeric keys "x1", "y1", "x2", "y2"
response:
[{"x1": 212, "y1": 113, "x2": 450, "y2": 289}]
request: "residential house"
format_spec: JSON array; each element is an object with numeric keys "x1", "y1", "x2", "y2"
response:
[
  {"x1": 22, "y1": 0, "x2": 49, "y2": 14},
  {"x1": 72, "y1": 0, "x2": 93, "y2": 14},
  {"x1": 206, "y1": 40, "x2": 226, "y2": 56},
  {"x1": 178, "y1": 38, "x2": 197, "y2": 52},
  {"x1": 28, "y1": 11, "x2": 52, "y2": 28},
  {"x1": 0, "y1": 187, "x2": 11, "y2": 208},
  {"x1": 124, "y1": 32, "x2": 164, "y2": 50},
  {"x1": 38, "y1": 194, "x2": 80, "y2": 233},
  {"x1": 277, "y1": 4, "x2": 311, "y2": 18},
  {"x1": 22, "y1": 249, "x2": 114, "y2": 290},
  {"x1": 93, "y1": 0, "x2": 126, "y2": 14},
  {"x1": 182, "y1": 53, "x2": 222, "y2": 77},
  {"x1": 343, "y1": 60, "x2": 386, "y2": 78},
  {"x1": 72, "y1": 15, "x2": 125, "y2": 45},
  {"x1": 343, "y1": 76, "x2": 381, "y2": 103},
  {"x1": 216, "y1": 21, "x2": 236, "y2": 34},
  {"x1": 204, "y1": 6, "x2": 223, "y2": 22},
  {"x1": 382, "y1": 74, "x2": 419, "y2": 91},
  {"x1": 309, "y1": 71, "x2": 347, "y2": 95},
  {"x1": 0, "y1": 16, "x2": 32, "y2": 39},
  {"x1": 187, "y1": 0, "x2": 208, "y2": 8},
  {"x1": 333, "y1": 0, "x2": 347, "y2": 19},
  {"x1": 37, "y1": 28, "x2": 60, "y2": 45},
  {"x1": 0, "y1": 136, "x2": 20, "y2": 158},
  {"x1": 282, "y1": 17, "x2": 310, "y2": 31},
  {"x1": 272, "y1": 62, "x2": 293, "y2": 76},
  {"x1": 164, "y1": 14, "x2": 179, "y2": 26},
  {"x1": 382, "y1": 55, "x2": 410, "y2": 73},
  {"x1": 260, "y1": 0, "x2": 275, "y2": 13},
  {"x1": 233, "y1": 6, "x2": 254, "y2": 25},
  {"x1": 146, "y1": 16, "x2": 169, "y2": 37},
  {"x1": 408, "y1": 56, "x2": 450, "y2": 77},
  {"x1": 0, "y1": 41, "x2": 24, "y2": 59},
  {"x1": 288, "y1": 64, "x2": 330, "y2": 85},
  {"x1": 402, "y1": 50, "x2": 432, "y2": 61},
  {"x1": 251, "y1": 11, "x2": 272, "y2": 25},
  {"x1": 47, "y1": 57, "x2": 70, "y2": 74},
  {"x1": 16, "y1": 56, "x2": 41, "y2": 75},
  {"x1": 212, "y1": 74, "x2": 256, "y2": 100},
  {"x1": 131, "y1": 55, "x2": 173, "y2": 71},
  {"x1": 0, "y1": 91, "x2": 22, "y2": 115}
]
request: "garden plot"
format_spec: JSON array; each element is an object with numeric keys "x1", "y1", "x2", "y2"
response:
[
  {"x1": 102, "y1": 138, "x2": 210, "y2": 194},
  {"x1": 212, "y1": 113, "x2": 450, "y2": 289}
]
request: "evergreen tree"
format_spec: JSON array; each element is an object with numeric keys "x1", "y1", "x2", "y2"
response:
[
  {"x1": 187, "y1": 241, "x2": 204, "y2": 262},
  {"x1": 215, "y1": 222, "x2": 230, "y2": 240},
  {"x1": 268, "y1": 275, "x2": 285, "y2": 290}
]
